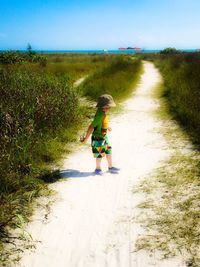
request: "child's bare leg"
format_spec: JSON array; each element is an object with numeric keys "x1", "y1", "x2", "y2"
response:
[
  {"x1": 106, "y1": 154, "x2": 112, "y2": 168},
  {"x1": 96, "y1": 158, "x2": 102, "y2": 169}
]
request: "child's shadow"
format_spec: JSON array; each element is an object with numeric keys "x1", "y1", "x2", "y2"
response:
[{"x1": 60, "y1": 169, "x2": 94, "y2": 179}]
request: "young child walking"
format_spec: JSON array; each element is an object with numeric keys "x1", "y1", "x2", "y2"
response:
[{"x1": 81, "y1": 94, "x2": 120, "y2": 175}]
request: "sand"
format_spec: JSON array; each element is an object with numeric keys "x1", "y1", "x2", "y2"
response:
[{"x1": 16, "y1": 62, "x2": 185, "y2": 267}]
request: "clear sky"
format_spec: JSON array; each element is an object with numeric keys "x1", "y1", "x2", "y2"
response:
[{"x1": 0, "y1": 0, "x2": 200, "y2": 50}]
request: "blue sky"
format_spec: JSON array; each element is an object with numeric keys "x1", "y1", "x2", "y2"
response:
[{"x1": 0, "y1": 0, "x2": 200, "y2": 50}]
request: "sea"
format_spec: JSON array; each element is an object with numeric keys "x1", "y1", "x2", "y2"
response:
[
  {"x1": 0, "y1": 49, "x2": 198, "y2": 54},
  {"x1": 35, "y1": 49, "x2": 197, "y2": 54}
]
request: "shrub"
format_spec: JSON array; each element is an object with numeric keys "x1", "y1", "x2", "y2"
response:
[
  {"x1": 160, "y1": 47, "x2": 181, "y2": 54},
  {"x1": 0, "y1": 68, "x2": 79, "y2": 176},
  {"x1": 0, "y1": 51, "x2": 47, "y2": 65}
]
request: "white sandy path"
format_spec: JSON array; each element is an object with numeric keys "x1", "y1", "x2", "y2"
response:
[{"x1": 17, "y1": 62, "x2": 185, "y2": 267}]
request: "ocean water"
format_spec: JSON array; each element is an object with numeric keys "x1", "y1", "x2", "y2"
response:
[
  {"x1": 1, "y1": 49, "x2": 198, "y2": 54},
  {"x1": 1, "y1": 49, "x2": 156, "y2": 54},
  {"x1": 35, "y1": 49, "x2": 197, "y2": 54},
  {"x1": 37, "y1": 49, "x2": 159, "y2": 54}
]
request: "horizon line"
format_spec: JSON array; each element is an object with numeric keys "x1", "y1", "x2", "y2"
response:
[{"x1": 0, "y1": 48, "x2": 199, "y2": 52}]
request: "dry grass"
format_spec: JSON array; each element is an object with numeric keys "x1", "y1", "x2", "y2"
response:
[{"x1": 134, "y1": 81, "x2": 200, "y2": 267}]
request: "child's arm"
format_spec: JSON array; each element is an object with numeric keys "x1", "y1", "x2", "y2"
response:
[{"x1": 80, "y1": 124, "x2": 94, "y2": 143}]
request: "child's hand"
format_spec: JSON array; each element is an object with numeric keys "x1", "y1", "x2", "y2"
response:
[
  {"x1": 108, "y1": 127, "x2": 112, "y2": 131},
  {"x1": 80, "y1": 136, "x2": 86, "y2": 143}
]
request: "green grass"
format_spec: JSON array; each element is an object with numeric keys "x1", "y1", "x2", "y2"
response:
[
  {"x1": 0, "y1": 113, "x2": 89, "y2": 266},
  {"x1": 0, "y1": 66, "x2": 81, "y2": 266},
  {"x1": 134, "y1": 80, "x2": 200, "y2": 267},
  {"x1": 137, "y1": 52, "x2": 200, "y2": 146},
  {"x1": 0, "y1": 53, "x2": 142, "y2": 265},
  {"x1": 1, "y1": 53, "x2": 118, "y2": 84},
  {"x1": 43, "y1": 54, "x2": 110, "y2": 80},
  {"x1": 0, "y1": 67, "x2": 79, "y2": 167},
  {"x1": 135, "y1": 153, "x2": 200, "y2": 267},
  {"x1": 80, "y1": 55, "x2": 142, "y2": 102}
]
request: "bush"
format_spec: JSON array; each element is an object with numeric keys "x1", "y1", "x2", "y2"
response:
[
  {"x1": 0, "y1": 68, "x2": 79, "y2": 252},
  {"x1": 0, "y1": 51, "x2": 24, "y2": 64},
  {"x1": 160, "y1": 47, "x2": 181, "y2": 54},
  {"x1": 0, "y1": 54, "x2": 141, "y2": 264},
  {"x1": 0, "y1": 51, "x2": 47, "y2": 65},
  {"x1": 0, "y1": 68, "x2": 79, "y2": 177}
]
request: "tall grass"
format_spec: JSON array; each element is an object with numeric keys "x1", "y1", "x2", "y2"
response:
[
  {"x1": 134, "y1": 52, "x2": 200, "y2": 266},
  {"x1": 43, "y1": 54, "x2": 109, "y2": 79},
  {"x1": 0, "y1": 50, "x2": 47, "y2": 65},
  {"x1": 15, "y1": 53, "x2": 117, "y2": 81},
  {"x1": 138, "y1": 52, "x2": 200, "y2": 145},
  {"x1": 0, "y1": 54, "x2": 142, "y2": 265},
  {"x1": 80, "y1": 56, "x2": 142, "y2": 101},
  {"x1": 0, "y1": 67, "x2": 80, "y2": 265},
  {"x1": 135, "y1": 81, "x2": 200, "y2": 266}
]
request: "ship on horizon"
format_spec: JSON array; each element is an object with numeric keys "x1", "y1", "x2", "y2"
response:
[{"x1": 118, "y1": 47, "x2": 143, "y2": 50}]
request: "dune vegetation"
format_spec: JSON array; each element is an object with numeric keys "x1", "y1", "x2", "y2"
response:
[
  {"x1": 0, "y1": 50, "x2": 141, "y2": 265},
  {"x1": 135, "y1": 50, "x2": 200, "y2": 266},
  {"x1": 80, "y1": 56, "x2": 142, "y2": 101},
  {"x1": 140, "y1": 51, "x2": 200, "y2": 146},
  {"x1": 0, "y1": 67, "x2": 80, "y2": 265}
]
